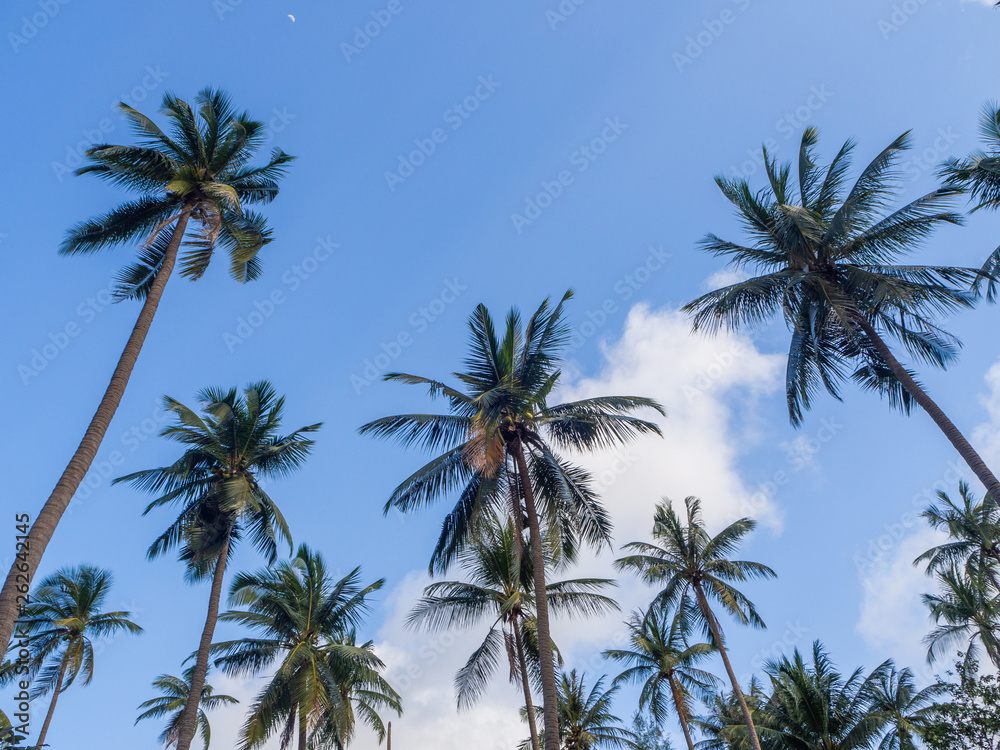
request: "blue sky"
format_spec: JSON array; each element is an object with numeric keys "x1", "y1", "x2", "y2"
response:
[{"x1": 3, "y1": 0, "x2": 1000, "y2": 747}]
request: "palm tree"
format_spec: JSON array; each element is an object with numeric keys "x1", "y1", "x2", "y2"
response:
[
  {"x1": 524, "y1": 669, "x2": 639, "y2": 750},
  {"x1": 13, "y1": 566, "x2": 142, "y2": 748},
  {"x1": 136, "y1": 666, "x2": 238, "y2": 749},
  {"x1": 310, "y1": 631, "x2": 404, "y2": 750},
  {"x1": 210, "y1": 543, "x2": 400, "y2": 750},
  {"x1": 115, "y1": 381, "x2": 319, "y2": 750},
  {"x1": 915, "y1": 482, "x2": 1000, "y2": 587},
  {"x1": 939, "y1": 101, "x2": 1000, "y2": 299},
  {"x1": 923, "y1": 566, "x2": 1000, "y2": 670},
  {"x1": 360, "y1": 291, "x2": 664, "y2": 750},
  {"x1": 865, "y1": 661, "x2": 944, "y2": 750},
  {"x1": 682, "y1": 129, "x2": 1000, "y2": 505},
  {"x1": 603, "y1": 606, "x2": 718, "y2": 750},
  {"x1": 0, "y1": 87, "x2": 295, "y2": 661},
  {"x1": 0, "y1": 709, "x2": 25, "y2": 749},
  {"x1": 694, "y1": 683, "x2": 764, "y2": 750},
  {"x1": 407, "y1": 513, "x2": 618, "y2": 750},
  {"x1": 756, "y1": 642, "x2": 885, "y2": 750},
  {"x1": 616, "y1": 497, "x2": 776, "y2": 750}
]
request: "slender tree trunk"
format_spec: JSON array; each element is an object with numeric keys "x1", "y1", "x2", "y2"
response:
[
  {"x1": 0, "y1": 207, "x2": 193, "y2": 660},
  {"x1": 693, "y1": 584, "x2": 762, "y2": 750},
  {"x1": 855, "y1": 317, "x2": 1000, "y2": 503},
  {"x1": 512, "y1": 441, "x2": 561, "y2": 750},
  {"x1": 513, "y1": 616, "x2": 541, "y2": 750},
  {"x1": 666, "y1": 675, "x2": 697, "y2": 750},
  {"x1": 35, "y1": 654, "x2": 69, "y2": 748},
  {"x1": 387, "y1": 721, "x2": 391, "y2": 750},
  {"x1": 176, "y1": 535, "x2": 231, "y2": 750}
]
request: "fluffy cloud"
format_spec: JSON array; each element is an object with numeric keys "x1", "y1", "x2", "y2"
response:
[
  {"x1": 856, "y1": 527, "x2": 945, "y2": 679},
  {"x1": 973, "y1": 359, "x2": 1000, "y2": 469},
  {"x1": 364, "y1": 304, "x2": 785, "y2": 749}
]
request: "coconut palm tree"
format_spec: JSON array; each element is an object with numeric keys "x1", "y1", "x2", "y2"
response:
[
  {"x1": 756, "y1": 642, "x2": 885, "y2": 750},
  {"x1": 939, "y1": 101, "x2": 1000, "y2": 299},
  {"x1": 407, "y1": 513, "x2": 617, "y2": 750},
  {"x1": 923, "y1": 566, "x2": 1000, "y2": 671},
  {"x1": 13, "y1": 566, "x2": 142, "y2": 748},
  {"x1": 0, "y1": 709, "x2": 25, "y2": 749},
  {"x1": 616, "y1": 497, "x2": 776, "y2": 750},
  {"x1": 523, "y1": 670, "x2": 639, "y2": 750},
  {"x1": 135, "y1": 666, "x2": 238, "y2": 749},
  {"x1": 0, "y1": 88, "x2": 294, "y2": 660},
  {"x1": 210, "y1": 543, "x2": 399, "y2": 750},
  {"x1": 915, "y1": 482, "x2": 1000, "y2": 587},
  {"x1": 115, "y1": 381, "x2": 319, "y2": 750},
  {"x1": 865, "y1": 661, "x2": 944, "y2": 750},
  {"x1": 603, "y1": 605, "x2": 718, "y2": 750},
  {"x1": 682, "y1": 129, "x2": 1000, "y2": 505},
  {"x1": 360, "y1": 292, "x2": 664, "y2": 750},
  {"x1": 308, "y1": 630, "x2": 404, "y2": 750}
]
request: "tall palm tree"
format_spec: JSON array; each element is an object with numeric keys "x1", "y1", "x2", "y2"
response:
[
  {"x1": 0, "y1": 87, "x2": 295, "y2": 661},
  {"x1": 939, "y1": 101, "x2": 1000, "y2": 299},
  {"x1": 756, "y1": 642, "x2": 885, "y2": 750},
  {"x1": 603, "y1": 605, "x2": 718, "y2": 750},
  {"x1": 523, "y1": 670, "x2": 639, "y2": 750},
  {"x1": 135, "y1": 666, "x2": 238, "y2": 749},
  {"x1": 115, "y1": 381, "x2": 320, "y2": 750},
  {"x1": 407, "y1": 513, "x2": 618, "y2": 750},
  {"x1": 13, "y1": 566, "x2": 142, "y2": 748},
  {"x1": 915, "y1": 482, "x2": 1000, "y2": 587},
  {"x1": 865, "y1": 661, "x2": 944, "y2": 750},
  {"x1": 360, "y1": 292, "x2": 664, "y2": 750},
  {"x1": 210, "y1": 543, "x2": 399, "y2": 750},
  {"x1": 682, "y1": 129, "x2": 1000, "y2": 504},
  {"x1": 923, "y1": 566, "x2": 1000, "y2": 671},
  {"x1": 616, "y1": 497, "x2": 776, "y2": 750}
]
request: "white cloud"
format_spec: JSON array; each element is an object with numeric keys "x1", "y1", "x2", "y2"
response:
[
  {"x1": 974, "y1": 359, "x2": 1000, "y2": 470},
  {"x1": 856, "y1": 527, "x2": 945, "y2": 680},
  {"x1": 560, "y1": 303, "x2": 785, "y2": 539},
  {"x1": 360, "y1": 303, "x2": 787, "y2": 750},
  {"x1": 704, "y1": 268, "x2": 750, "y2": 291}
]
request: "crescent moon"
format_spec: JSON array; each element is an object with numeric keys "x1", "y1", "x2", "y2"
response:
[{"x1": 288, "y1": 14, "x2": 295, "y2": 21}]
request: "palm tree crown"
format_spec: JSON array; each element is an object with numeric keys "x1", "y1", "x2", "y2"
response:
[
  {"x1": 683, "y1": 127, "x2": 974, "y2": 424},
  {"x1": 211, "y1": 544, "x2": 399, "y2": 750},
  {"x1": 63, "y1": 87, "x2": 294, "y2": 293},
  {"x1": 135, "y1": 666, "x2": 238, "y2": 749}
]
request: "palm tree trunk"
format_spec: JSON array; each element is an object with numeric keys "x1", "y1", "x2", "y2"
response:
[
  {"x1": 693, "y1": 584, "x2": 762, "y2": 750},
  {"x1": 512, "y1": 441, "x2": 561, "y2": 750},
  {"x1": 855, "y1": 316, "x2": 1000, "y2": 503},
  {"x1": 176, "y1": 535, "x2": 230, "y2": 750},
  {"x1": 666, "y1": 675, "x2": 697, "y2": 750},
  {"x1": 513, "y1": 616, "x2": 541, "y2": 750},
  {"x1": 0, "y1": 207, "x2": 193, "y2": 660},
  {"x1": 298, "y1": 712, "x2": 307, "y2": 750},
  {"x1": 35, "y1": 654, "x2": 69, "y2": 748}
]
